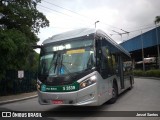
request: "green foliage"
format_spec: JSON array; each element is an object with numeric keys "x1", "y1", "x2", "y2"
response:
[
  {"x1": 145, "y1": 69, "x2": 160, "y2": 77},
  {"x1": 133, "y1": 70, "x2": 145, "y2": 76},
  {"x1": 133, "y1": 69, "x2": 160, "y2": 77},
  {"x1": 155, "y1": 16, "x2": 160, "y2": 24},
  {"x1": 0, "y1": 0, "x2": 49, "y2": 34},
  {"x1": 0, "y1": 29, "x2": 40, "y2": 79},
  {"x1": 0, "y1": 0, "x2": 49, "y2": 80},
  {"x1": 25, "y1": 51, "x2": 39, "y2": 72}
]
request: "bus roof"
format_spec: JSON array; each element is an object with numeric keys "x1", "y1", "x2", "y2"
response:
[
  {"x1": 96, "y1": 29, "x2": 131, "y2": 57},
  {"x1": 42, "y1": 28, "x2": 130, "y2": 57},
  {"x1": 42, "y1": 28, "x2": 95, "y2": 45}
]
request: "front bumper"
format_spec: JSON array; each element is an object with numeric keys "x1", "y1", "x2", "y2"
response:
[{"x1": 37, "y1": 83, "x2": 99, "y2": 106}]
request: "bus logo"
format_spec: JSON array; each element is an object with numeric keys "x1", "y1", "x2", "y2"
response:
[
  {"x1": 2, "y1": 112, "x2": 11, "y2": 117},
  {"x1": 41, "y1": 84, "x2": 46, "y2": 92}
]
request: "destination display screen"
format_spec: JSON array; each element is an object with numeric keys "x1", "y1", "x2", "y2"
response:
[{"x1": 40, "y1": 82, "x2": 79, "y2": 92}]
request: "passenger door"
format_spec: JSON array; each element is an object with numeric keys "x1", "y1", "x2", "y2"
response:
[{"x1": 118, "y1": 55, "x2": 124, "y2": 89}]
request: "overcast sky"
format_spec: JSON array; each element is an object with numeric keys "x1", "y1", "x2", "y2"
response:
[{"x1": 36, "y1": 0, "x2": 160, "y2": 46}]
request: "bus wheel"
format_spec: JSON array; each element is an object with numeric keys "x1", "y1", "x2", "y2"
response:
[{"x1": 108, "y1": 83, "x2": 118, "y2": 104}]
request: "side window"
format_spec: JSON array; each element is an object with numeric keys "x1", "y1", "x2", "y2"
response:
[
  {"x1": 123, "y1": 56, "x2": 132, "y2": 75},
  {"x1": 111, "y1": 54, "x2": 118, "y2": 73},
  {"x1": 101, "y1": 39, "x2": 113, "y2": 75},
  {"x1": 96, "y1": 37, "x2": 120, "y2": 78},
  {"x1": 101, "y1": 47, "x2": 108, "y2": 69},
  {"x1": 107, "y1": 49, "x2": 113, "y2": 72},
  {"x1": 103, "y1": 47, "x2": 112, "y2": 72}
]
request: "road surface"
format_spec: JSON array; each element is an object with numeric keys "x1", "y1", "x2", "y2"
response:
[{"x1": 0, "y1": 78, "x2": 160, "y2": 120}]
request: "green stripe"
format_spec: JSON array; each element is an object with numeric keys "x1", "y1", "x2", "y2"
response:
[{"x1": 41, "y1": 82, "x2": 79, "y2": 92}]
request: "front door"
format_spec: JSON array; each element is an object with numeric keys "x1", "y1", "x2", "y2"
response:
[{"x1": 118, "y1": 55, "x2": 124, "y2": 89}]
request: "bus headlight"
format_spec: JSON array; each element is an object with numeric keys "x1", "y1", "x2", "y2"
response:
[{"x1": 80, "y1": 75, "x2": 96, "y2": 89}]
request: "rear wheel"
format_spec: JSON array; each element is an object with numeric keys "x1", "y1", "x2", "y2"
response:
[{"x1": 108, "y1": 83, "x2": 118, "y2": 104}]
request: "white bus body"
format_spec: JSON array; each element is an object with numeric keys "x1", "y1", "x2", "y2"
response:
[{"x1": 37, "y1": 28, "x2": 134, "y2": 106}]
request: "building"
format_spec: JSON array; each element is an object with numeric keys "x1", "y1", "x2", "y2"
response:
[{"x1": 120, "y1": 26, "x2": 160, "y2": 70}]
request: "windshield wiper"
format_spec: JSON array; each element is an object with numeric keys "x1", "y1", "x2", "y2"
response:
[
  {"x1": 59, "y1": 55, "x2": 75, "y2": 79},
  {"x1": 53, "y1": 53, "x2": 60, "y2": 73},
  {"x1": 48, "y1": 52, "x2": 58, "y2": 74},
  {"x1": 48, "y1": 53, "x2": 74, "y2": 79}
]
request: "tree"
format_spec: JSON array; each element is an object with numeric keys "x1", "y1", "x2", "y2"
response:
[
  {"x1": 0, "y1": 0, "x2": 49, "y2": 34},
  {"x1": 155, "y1": 16, "x2": 160, "y2": 24},
  {"x1": 0, "y1": 0, "x2": 49, "y2": 79}
]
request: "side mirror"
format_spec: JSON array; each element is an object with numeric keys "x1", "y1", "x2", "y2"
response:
[{"x1": 32, "y1": 45, "x2": 42, "y2": 49}]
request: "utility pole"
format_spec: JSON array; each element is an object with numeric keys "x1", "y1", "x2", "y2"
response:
[
  {"x1": 155, "y1": 24, "x2": 160, "y2": 69},
  {"x1": 141, "y1": 30, "x2": 145, "y2": 71},
  {"x1": 95, "y1": 21, "x2": 99, "y2": 28}
]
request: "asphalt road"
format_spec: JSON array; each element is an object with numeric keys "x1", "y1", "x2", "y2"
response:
[{"x1": 0, "y1": 78, "x2": 160, "y2": 120}]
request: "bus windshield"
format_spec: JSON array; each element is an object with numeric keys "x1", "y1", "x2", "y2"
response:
[{"x1": 39, "y1": 39, "x2": 95, "y2": 76}]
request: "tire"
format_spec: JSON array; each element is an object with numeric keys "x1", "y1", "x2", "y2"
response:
[{"x1": 108, "y1": 83, "x2": 118, "y2": 104}]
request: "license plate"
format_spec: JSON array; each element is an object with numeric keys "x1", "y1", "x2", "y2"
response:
[{"x1": 52, "y1": 100, "x2": 63, "y2": 104}]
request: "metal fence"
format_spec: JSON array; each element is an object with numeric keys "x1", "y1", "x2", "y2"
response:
[{"x1": 0, "y1": 70, "x2": 37, "y2": 96}]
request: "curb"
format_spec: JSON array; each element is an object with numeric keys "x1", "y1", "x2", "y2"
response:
[
  {"x1": 0, "y1": 95, "x2": 38, "y2": 105},
  {"x1": 134, "y1": 76, "x2": 160, "y2": 80}
]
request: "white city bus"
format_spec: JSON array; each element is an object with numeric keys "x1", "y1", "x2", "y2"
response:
[{"x1": 37, "y1": 28, "x2": 134, "y2": 106}]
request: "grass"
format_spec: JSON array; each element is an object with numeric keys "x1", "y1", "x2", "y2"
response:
[{"x1": 133, "y1": 69, "x2": 160, "y2": 77}]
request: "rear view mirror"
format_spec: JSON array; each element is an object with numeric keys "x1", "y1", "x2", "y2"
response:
[{"x1": 32, "y1": 45, "x2": 42, "y2": 49}]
